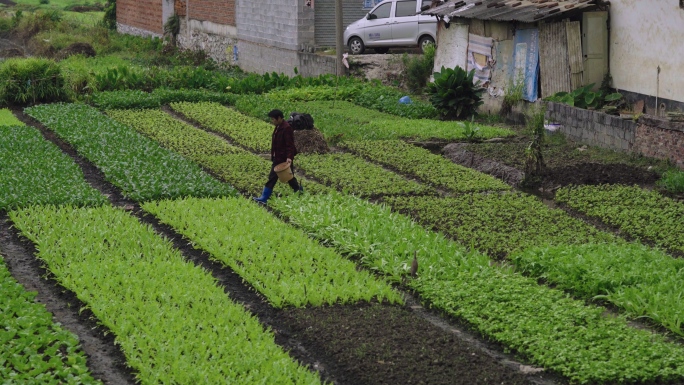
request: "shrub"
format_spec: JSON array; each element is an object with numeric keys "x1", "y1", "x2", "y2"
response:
[
  {"x1": 545, "y1": 83, "x2": 622, "y2": 110},
  {"x1": 102, "y1": 0, "x2": 116, "y2": 30},
  {"x1": 658, "y1": 169, "x2": 684, "y2": 194},
  {"x1": 426, "y1": 66, "x2": 483, "y2": 119},
  {"x1": 0, "y1": 58, "x2": 68, "y2": 105},
  {"x1": 401, "y1": 43, "x2": 435, "y2": 93}
]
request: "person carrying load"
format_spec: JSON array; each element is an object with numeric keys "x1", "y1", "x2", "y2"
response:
[{"x1": 253, "y1": 109, "x2": 303, "y2": 204}]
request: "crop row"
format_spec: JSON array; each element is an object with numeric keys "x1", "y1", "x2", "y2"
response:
[
  {"x1": 234, "y1": 95, "x2": 513, "y2": 143},
  {"x1": 143, "y1": 197, "x2": 401, "y2": 308},
  {"x1": 512, "y1": 243, "x2": 684, "y2": 336},
  {"x1": 0, "y1": 108, "x2": 23, "y2": 126},
  {"x1": 9, "y1": 205, "x2": 322, "y2": 384},
  {"x1": 0, "y1": 257, "x2": 100, "y2": 384},
  {"x1": 90, "y1": 89, "x2": 237, "y2": 110},
  {"x1": 25, "y1": 104, "x2": 233, "y2": 202},
  {"x1": 169, "y1": 101, "x2": 273, "y2": 153},
  {"x1": 105, "y1": 108, "x2": 329, "y2": 197},
  {"x1": 341, "y1": 140, "x2": 510, "y2": 193},
  {"x1": 269, "y1": 191, "x2": 684, "y2": 384},
  {"x1": 297, "y1": 153, "x2": 434, "y2": 197},
  {"x1": 556, "y1": 184, "x2": 684, "y2": 253},
  {"x1": 385, "y1": 193, "x2": 615, "y2": 257},
  {"x1": 266, "y1": 84, "x2": 438, "y2": 119},
  {"x1": 0, "y1": 123, "x2": 106, "y2": 210}
]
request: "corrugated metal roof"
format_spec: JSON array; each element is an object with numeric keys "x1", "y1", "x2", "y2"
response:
[{"x1": 423, "y1": 0, "x2": 597, "y2": 23}]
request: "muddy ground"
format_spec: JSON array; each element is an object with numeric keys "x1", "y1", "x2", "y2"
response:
[{"x1": 2, "y1": 109, "x2": 559, "y2": 385}]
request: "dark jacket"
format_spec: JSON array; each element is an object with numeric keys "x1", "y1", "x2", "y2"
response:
[{"x1": 271, "y1": 120, "x2": 297, "y2": 164}]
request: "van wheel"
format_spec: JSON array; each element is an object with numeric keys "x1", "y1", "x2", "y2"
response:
[
  {"x1": 349, "y1": 37, "x2": 365, "y2": 55},
  {"x1": 419, "y1": 36, "x2": 435, "y2": 53},
  {"x1": 374, "y1": 47, "x2": 389, "y2": 54}
]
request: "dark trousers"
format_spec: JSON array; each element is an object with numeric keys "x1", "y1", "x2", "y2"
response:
[{"x1": 265, "y1": 162, "x2": 301, "y2": 191}]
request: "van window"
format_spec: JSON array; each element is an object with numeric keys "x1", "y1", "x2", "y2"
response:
[
  {"x1": 395, "y1": 1, "x2": 417, "y2": 17},
  {"x1": 371, "y1": 2, "x2": 392, "y2": 19}
]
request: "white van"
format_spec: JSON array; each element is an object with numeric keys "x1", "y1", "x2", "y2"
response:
[{"x1": 344, "y1": 0, "x2": 437, "y2": 55}]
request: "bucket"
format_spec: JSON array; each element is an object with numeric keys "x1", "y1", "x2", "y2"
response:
[{"x1": 274, "y1": 162, "x2": 294, "y2": 183}]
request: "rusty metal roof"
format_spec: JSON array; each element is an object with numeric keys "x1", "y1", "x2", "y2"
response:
[{"x1": 423, "y1": 0, "x2": 597, "y2": 23}]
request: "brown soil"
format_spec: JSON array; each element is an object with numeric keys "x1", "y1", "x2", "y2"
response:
[
  {"x1": 282, "y1": 303, "x2": 535, "y2": 385},
  {"x1": 9, "y1": 109, "x2": 559, "y2": 385},
  {"x1": 541, "y1": 162, "x2": 660, "y2": 190},
  {"x1": 0, "y1": 47, "x2": 23, "y2": 58},
  {"x1": 443, "y1": 143, "x2": 524, "y2": 187},
  {"x1": 66, "y1": 5, "x2": 103, "y2": 12},
  {"x1": 56, "y1": 42, "x2": 96, "y2": 60},
  {"x1": 295, "y1": 128, "x2": 330, "y2": 154},
  {"x1": 0, "y1": 0, "x2": 16, "y2": 5}
]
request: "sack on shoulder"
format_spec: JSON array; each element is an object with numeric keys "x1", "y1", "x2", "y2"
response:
[{"x1": 289, "y1": 112, "x2": 315, "y2": 130}]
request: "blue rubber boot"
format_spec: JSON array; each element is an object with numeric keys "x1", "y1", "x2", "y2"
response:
[{"x1": 253, "y1": 187, "x2": 273, "y2": 205}]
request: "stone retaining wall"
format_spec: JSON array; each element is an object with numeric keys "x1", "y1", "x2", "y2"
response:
[{"x1": 546, "y1": 102, "x2": 684, "y2": 169}]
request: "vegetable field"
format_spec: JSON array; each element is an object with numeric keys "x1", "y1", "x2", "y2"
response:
[{"x1": 2, "y1": 98, "x2": 684, "y2": 385}]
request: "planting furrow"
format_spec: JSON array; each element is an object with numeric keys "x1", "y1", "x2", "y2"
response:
[
  {"x1": 24, "y1": 103, "x2": 234, "y2": 202},
  {"x1": 296, "y1": 153, "x2": 434, "y2": 198},
  {"x1": 270, "y1": 192, "x2": 684, "y2": 384},
  {"x1": 142, "y1": 196, "x2": 402, "y2": 308},
  {"x1": 341, "y1": 140, "x2": 511, "y2": 193},
  {"x1": 512, "y1": 242, "x2": 684, "y2": 336},
  {"x1": 9, "y1": 205, "x2": 323, "y2": 385},
  {"x1": 556, "y1": 184, "x2": 684, "y2": 254},
  {"x1": 105, "y1": 108, "x2": 329, "y2": 196},
  {"x1": 0, "y1": 252, "x2": 101, "y2": 384},
  {"x1": 385, "y1": 193, "x2": 616, "y2": 258},
  {"x1": 169, "y1": 101, "x2": 273, "y2": 152},
  {"x1": 0, "y1": 122, "x2": 106, "y2": 210}
]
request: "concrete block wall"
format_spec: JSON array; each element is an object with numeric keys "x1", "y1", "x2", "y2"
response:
[
  {"x1": 547, "y1": 102, "x2": 684, "y2": 169},
  {"x1": 117, "y1": 0, "x2": 164, "y2": 35},
  {"x1": 237, "y1": 0, "x2": 312, "y2": 51},
  {"x1": 546, "y1": 102, "x2": 636, "y2": 151}
]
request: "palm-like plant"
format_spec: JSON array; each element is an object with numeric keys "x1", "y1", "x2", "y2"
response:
[{"x1": 426, "y1": 66, "x2": 484, "y2": 119}]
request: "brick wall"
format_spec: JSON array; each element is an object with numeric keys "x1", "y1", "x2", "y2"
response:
[
  {"x1": 189, "y1": 0, "x2": 235, "y2": 26},
  {"x1": 117, "y1": 0, "x2": 163, "y2": 35},
  {"x1": 634, "y1": 117, "x2": 684, "y2": 169}
]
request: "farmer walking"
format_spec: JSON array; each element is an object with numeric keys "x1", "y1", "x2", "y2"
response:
[{"x1": 253, "y1": 109, "x2": 302, "y2": 204}]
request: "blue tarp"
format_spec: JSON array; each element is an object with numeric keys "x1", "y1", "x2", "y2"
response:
[{"x1": 511, "y1": 28, "x2": 540, "y2": 102}]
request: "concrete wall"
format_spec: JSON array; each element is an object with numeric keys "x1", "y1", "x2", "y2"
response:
[
  {"x1": 236, "y1": 40, "x2": 336, "y2": 76},
  {"x1": 610, "y1": 0, "x2": 684, "y2": 104},
  {"x1": 236, "y1": 0, "x2": 314, "y2": 52},
  {"x1": 117, "y1": 0, "x2": 163, "y2": 35},
  {"x1": 547, "y1": 102, "x2": 684, "y2": 169}
]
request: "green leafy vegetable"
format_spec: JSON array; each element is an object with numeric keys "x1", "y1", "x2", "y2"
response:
[
  {"x1": 0, "y1": 124, "x2": 106, "y2": 209},
  {"x1": 10, "y1": 205, "x2": 322, "y2": 385},
  {"x1": 143, "y1": 196, "x2": 402, "y2": 308},
  {"x1": 25, "y1": 103, "x2": 233, "y2": 202}
]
